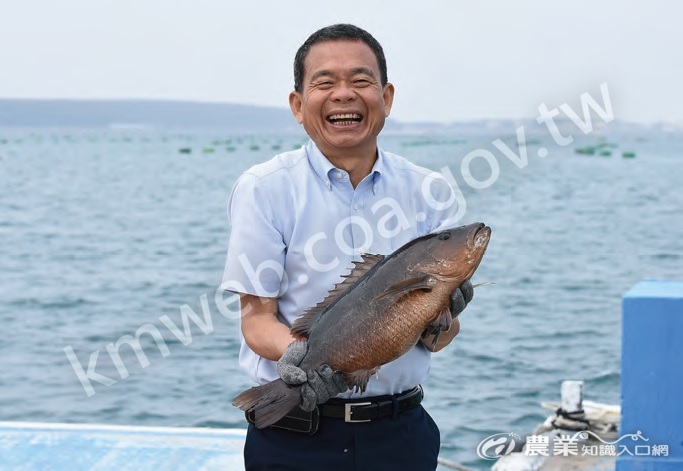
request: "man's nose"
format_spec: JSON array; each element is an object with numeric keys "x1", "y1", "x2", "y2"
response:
[{"x1": 330, "y1": 82, "x2": 355, "y2": 102}]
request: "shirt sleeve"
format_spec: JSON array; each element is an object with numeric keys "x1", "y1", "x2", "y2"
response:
[{"x1": 220, "y1": 173, "x2": 286, "y2": 298}]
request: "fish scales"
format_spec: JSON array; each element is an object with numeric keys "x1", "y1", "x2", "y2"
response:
[
  {"x1": 309, "y1": 288, "x2": 450, "y2": 373},
  {"x1": 233, "y1": 222, "x2": 491, "y2": 428}
]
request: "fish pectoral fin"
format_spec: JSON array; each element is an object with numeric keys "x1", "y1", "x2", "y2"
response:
[
  {"x1": 343, "y1": 367, "x2": 380, "y2": 394},
  {"x1": 371, "y1": 275, "x2": 437, "y2": 303}
]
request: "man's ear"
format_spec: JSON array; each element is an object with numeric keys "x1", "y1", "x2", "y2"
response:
[
  {"x1": 383, "y1": 83, "x2": 395, "y2": 117},
  {"x1": 289, "y1": 91, "x2": 304, "y2": 124}
]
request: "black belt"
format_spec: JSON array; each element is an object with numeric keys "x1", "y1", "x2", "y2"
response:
[
  {"x1": 319, "y1": 386, "x2": 423, "y2": 423},
  {"x1": 246, "y1": 386, "x2": 423, "y2": 434}
]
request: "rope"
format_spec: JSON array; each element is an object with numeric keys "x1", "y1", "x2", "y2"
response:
[{"x1": 551, "y1": 407, "x2": 590, "y2": 431}]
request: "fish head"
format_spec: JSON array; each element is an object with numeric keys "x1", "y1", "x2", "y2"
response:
[{"x1": 413, "y1": 222, "x2": 491, "y2": 284}]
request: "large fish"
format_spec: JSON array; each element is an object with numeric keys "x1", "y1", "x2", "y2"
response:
[{"x1": 233, "y1": 222, "x2": 491, "y2": 428}]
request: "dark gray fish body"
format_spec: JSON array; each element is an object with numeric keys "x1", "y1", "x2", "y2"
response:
[{"x1": 234, "y1": 222, "x2": 491, "y2": 428}]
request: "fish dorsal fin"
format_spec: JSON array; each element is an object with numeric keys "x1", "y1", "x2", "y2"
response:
[
  {"x1": 371, "y1": 274, "x2": 437, "y2": 303},
  {"x1": 290, "y1": 253, "x2": 385, "y2": 339},
  {"x1": 290, "y1": 305, "x2": 325, "y2": 339},
  {"x1": 336, "y1": 253, "x2": 385, "y2": 289},
  {"x1": 358, "y1": 252, "x2": 385, "y2": 266}
]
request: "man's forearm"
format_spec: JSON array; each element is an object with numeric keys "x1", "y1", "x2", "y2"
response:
[{"x1": 240, "y1": 294, "x2": 296, "y2": 361}]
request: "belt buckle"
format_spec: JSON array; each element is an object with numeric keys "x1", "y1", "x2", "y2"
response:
[{"x1": 344, "y1": 402, "x2": 372, "y2": 423}]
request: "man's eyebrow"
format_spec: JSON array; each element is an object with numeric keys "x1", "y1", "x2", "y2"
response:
[
  {"x1": 350, "y1": 67, "x2": 376, "y2": 77},
  {"x1": 309, "y1": 70, "x2": 334, "y2": 82}
]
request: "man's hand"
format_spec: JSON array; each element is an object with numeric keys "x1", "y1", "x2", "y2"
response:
[
  {"x1": 277, "y1": 340, "x2": 348, "y2": 411},
  {"x1": 449, "y1": 279, "x2": 474, "y2": 319}
]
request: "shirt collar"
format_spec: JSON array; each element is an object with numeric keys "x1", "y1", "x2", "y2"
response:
[{"x1": 305, "y1": 139, "x2": 384, "y2": 194}]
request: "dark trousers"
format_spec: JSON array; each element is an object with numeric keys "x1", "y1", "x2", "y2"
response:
[{"x1": 244, "y1": 405, "x2": 440, "y2": 471}]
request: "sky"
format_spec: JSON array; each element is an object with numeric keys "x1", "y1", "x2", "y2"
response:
[{"x1": 1, "y1": 0, "x2": 681, "y2": 124}]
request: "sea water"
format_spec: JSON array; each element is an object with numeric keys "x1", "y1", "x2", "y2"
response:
[{"x1": 0, "y1": 126, "x2": 681, "y2": 470}]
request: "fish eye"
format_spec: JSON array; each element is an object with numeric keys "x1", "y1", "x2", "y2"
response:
[{"x1": 438, "y1": 232, "x2": 451, "y2": 241}]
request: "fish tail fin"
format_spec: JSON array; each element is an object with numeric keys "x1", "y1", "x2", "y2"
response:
[{"x1": 232, "y1": 379, "x2": 301, "y2": 428}]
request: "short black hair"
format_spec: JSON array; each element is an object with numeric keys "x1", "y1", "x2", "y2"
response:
[{"x1": 293, "y1": 24, "x2": 388, "y2": 93}]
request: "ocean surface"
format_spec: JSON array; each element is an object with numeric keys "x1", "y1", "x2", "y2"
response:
[{"x1": 1, "y1": 124, "x2": 681, "y2": 470}]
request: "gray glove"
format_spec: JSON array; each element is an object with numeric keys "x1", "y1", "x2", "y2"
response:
[
  {"x1": 277, "y1": 339, "x2": 348, "y2": 412},
  {"x1": 449, "y1": 279, "x2": 473, "y2": 319},
  {"x1": 277, "y1": 340, "x2": 308, "y2": 385}
]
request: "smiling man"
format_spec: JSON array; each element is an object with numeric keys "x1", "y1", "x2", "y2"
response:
[{"x1": 222, "y1": 24, "x2": 473, "y2": 470}]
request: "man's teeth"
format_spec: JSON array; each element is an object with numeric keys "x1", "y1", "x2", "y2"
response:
[
  {"x1": 329, "y1": 113, "x2": 361, "y2": 120},
  {"x1": 328, "y1": 113, "x2": 362, "y2": 125}
]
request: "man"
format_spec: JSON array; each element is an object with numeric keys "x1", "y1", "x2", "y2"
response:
[{"x1": 222, "y1": 24, "x2": 472, "y2": 471}]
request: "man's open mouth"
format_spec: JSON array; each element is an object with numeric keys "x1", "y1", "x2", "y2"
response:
[{"x1": 326, "y1": 113, "x2": 363, "y2": 126}]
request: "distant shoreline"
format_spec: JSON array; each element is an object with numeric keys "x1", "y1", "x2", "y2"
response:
[
  {"x1": 0, "y1": 99, "x2": 300, "y2": 131},
  {"x1": 1, "y1": 99, "x2": 680, "y2": 136}
]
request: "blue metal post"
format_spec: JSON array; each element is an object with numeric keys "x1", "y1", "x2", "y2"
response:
[{"x1": 617, "y1": 279, "x2": 683, "y2": 471}]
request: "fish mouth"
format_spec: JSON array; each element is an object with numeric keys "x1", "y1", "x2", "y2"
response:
[{"x1": 467, "y1": 223, "x2": 491, "y2": 250}]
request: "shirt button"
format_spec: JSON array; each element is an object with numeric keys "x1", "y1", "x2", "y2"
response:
[
  {"x1": 337, "y1": 172, "x2": 343, "y2": 179},
  {"x1": 353, "y1": 204, "x2": 359, "y2": 210}
]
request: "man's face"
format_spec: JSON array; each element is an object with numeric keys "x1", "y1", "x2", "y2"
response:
[{"x1": 289, "y1": 40, "x2": 394, "y2": 159}]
